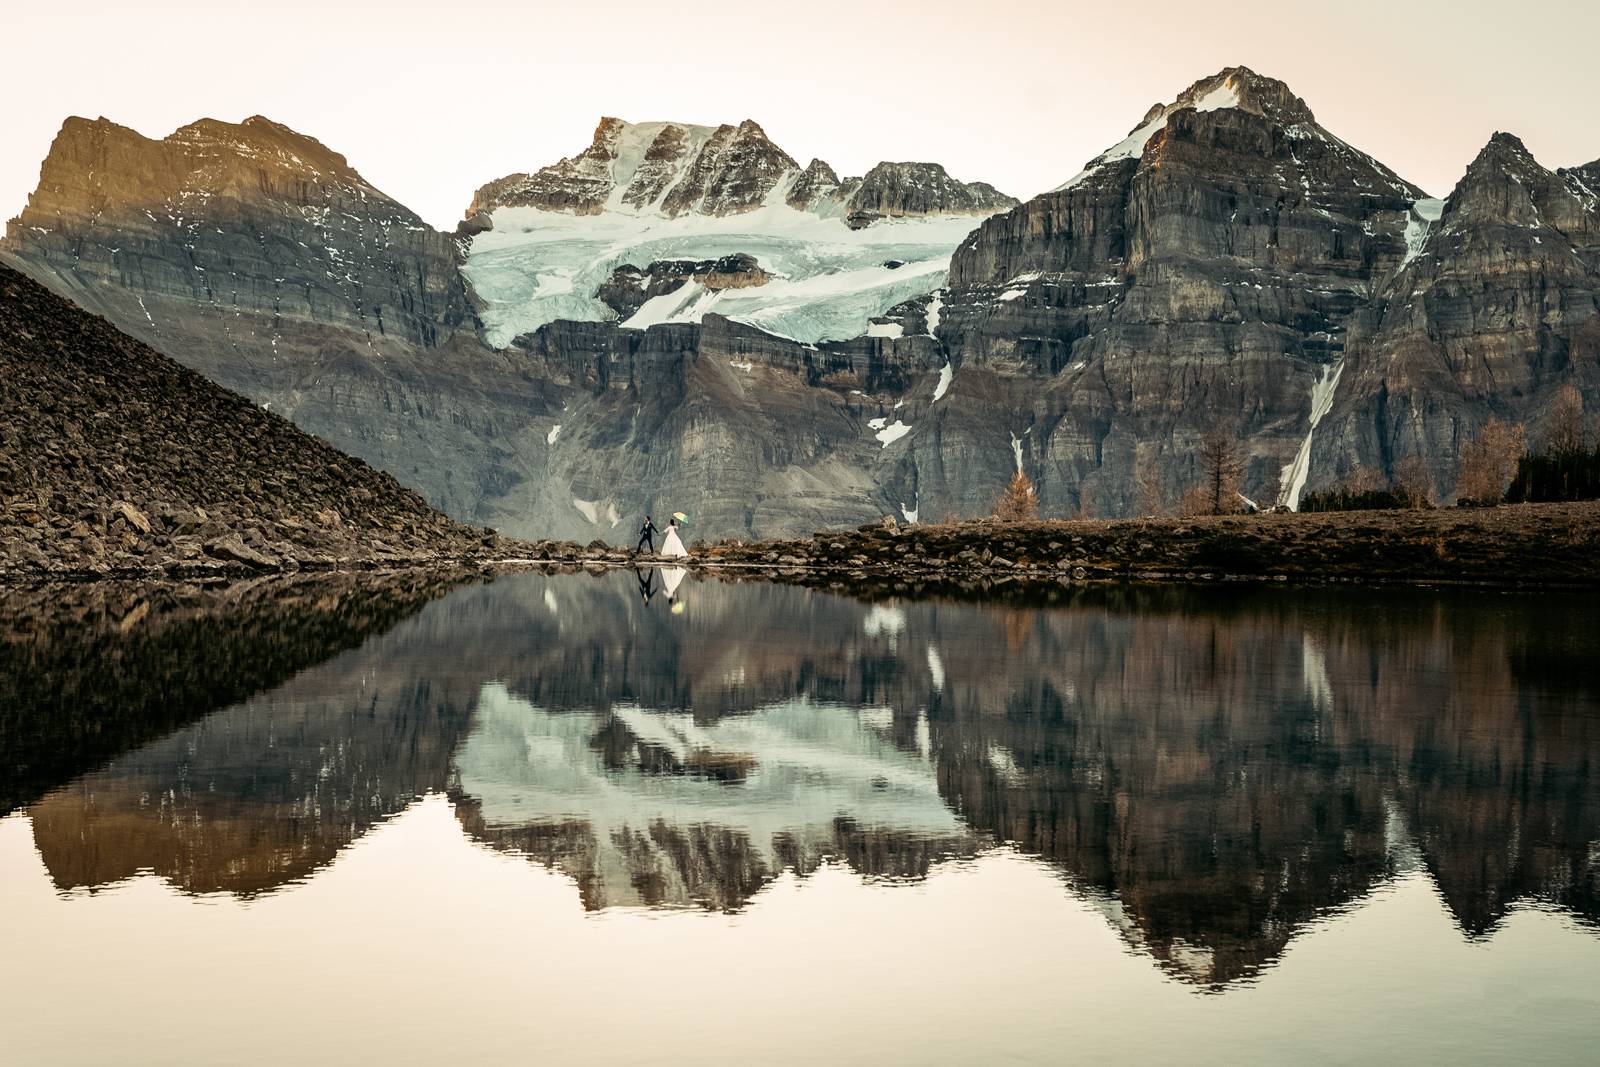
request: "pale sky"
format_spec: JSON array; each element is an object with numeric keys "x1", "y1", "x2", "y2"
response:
[{"x1": 4, "y1": 0, "x2": 1598, "y2": 231}]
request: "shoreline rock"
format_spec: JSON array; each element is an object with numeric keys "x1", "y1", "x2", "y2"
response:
[
  {"x1": 12, "y1": 502, "x2": 1597, "y2": 592},
  {"x1": 686, "y1": 501, "x2": 1600, "y2": 590}
]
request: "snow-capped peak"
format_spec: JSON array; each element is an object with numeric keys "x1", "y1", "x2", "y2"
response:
[{"x1": 1052, "y1": 66, "x2": 1319, "y2": 193}]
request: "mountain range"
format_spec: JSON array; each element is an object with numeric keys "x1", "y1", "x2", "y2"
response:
[{"x1": 4, "y1": 66, "x2": 1596, "y2": 541}]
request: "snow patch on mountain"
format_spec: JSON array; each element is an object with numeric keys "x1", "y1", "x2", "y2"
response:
[
  {"x1": 875, "y1": 419, "x2": 912, "y2": 447},
  {"x1": 1278, "y1": 360, "x2": 1345, "y2": 510}
]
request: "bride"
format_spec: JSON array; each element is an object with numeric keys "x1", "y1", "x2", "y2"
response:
[{"x1": 660, "y1": 516, "x2": 688, "y2": 557}]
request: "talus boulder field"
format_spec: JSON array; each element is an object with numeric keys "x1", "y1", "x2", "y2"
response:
[{"x1": 0, "y1": 264, "x2": 503, "y2": 580}]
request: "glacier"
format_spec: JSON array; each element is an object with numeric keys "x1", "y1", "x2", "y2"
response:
[{"x1": 463, "y1": 196, "x2": 987, "y2": 347}]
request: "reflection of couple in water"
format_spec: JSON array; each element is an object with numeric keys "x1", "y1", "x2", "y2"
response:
[
  {"x1": 635, "y1": 564, "x2": 687, "y2": 611},
  {"x1": 635, "y1": 514, "x2": 687, "y2": 558},
  {"x1": 635, "y1": 512, "x2": 688, "y2": 612}
]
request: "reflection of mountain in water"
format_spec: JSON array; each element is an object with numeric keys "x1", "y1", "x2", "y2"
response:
[
  {"x1": 0, "y1": 571, "x2": 472, "y2": 816},
  {"x1": 8, "y1": 570, "x2": 1598, "y2": 987},
  {"x1": 452, "y1": 684, "x2": 970, "y2": 910}
]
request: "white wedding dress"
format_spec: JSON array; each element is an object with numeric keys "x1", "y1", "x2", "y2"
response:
[{"x1": 660, "y1": 524, "x2": 688, "y2": 557}]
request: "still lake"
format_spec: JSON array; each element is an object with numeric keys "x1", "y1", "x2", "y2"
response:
[{"x1": 2, "y1": 569, "x2": 1598, "y2": 1065}]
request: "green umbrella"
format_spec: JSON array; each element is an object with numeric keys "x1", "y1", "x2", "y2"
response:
[{"x1": 672, "y1": 512, "x2": 689, "y2": 525}]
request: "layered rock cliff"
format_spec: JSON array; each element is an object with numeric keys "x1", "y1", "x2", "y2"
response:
[{"x1": 926, "y1": 66, "x2": 1431, "y2": 514}]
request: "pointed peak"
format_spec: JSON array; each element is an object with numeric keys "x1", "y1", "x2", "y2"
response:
[
  {"x1": 1465, "y1": 132, "x2": 1548, "y2": 180},
  {"x1": 1173, "y1": 66, "x2": 1315, "y2": 125},
  {"x1": 799, "y1": 158, "x2": 840, "y2": 184},
  {"x1": 1479, "y1": 130, "x2": 1534, "y2": 157},
  {"x1": 1053, "y1": 65, "x2": 1320, "y2": 193}
]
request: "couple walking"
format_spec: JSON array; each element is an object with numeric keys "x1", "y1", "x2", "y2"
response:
[{"x1": 636, "y1": 513, "x2": 687, "y2": 557}]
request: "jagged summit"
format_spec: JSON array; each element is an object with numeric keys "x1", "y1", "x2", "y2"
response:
[
  {"x1": 1195, "y1": 66, "x2": 1316, "y2": 123},
  {"x1": 466, "y1": 115, "x2": 1015, "y2": 224},
  {"x1": 466, "y1": 116, "x2": 798, "y2": 218},
  {"x1": 1467, "y1": 131, "x2": 1544, "y2": 173},
  {"x1": 1440, "y1": 131, "x2": 1600, "y2": 237}
]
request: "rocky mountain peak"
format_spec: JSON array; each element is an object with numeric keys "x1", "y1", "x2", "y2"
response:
[
  {"x1": 466, "y1": 115, "x2": 796, "y2": 218},
  {"x1": 1468, "y1": 131, "x2": 1545, "y2": 176},
  {"x1": 1050, "y1": 65, "x2": 1325, "y2": 193},
  {"x1": 1444, "y1": 132, "x2": 1575, "y2": 231},
  {"x1": 1187, "y1": 66, "x2": 1316, "y2": 124},
  {"x1": 785, "y1": 157, "x2": 842, "y2": 210},
  {"x1": 839, "y1": 161, "x2": 1019, "y2": 229},
  {"x1": 14, "y1": 113, "x2": 408, "y2": 227},
  {"x1": 658, "y1": 118, "x2": 798, "y2": 217},
  {"x1": 1, "y1": 109, "x2": 473, "y2": 439}
]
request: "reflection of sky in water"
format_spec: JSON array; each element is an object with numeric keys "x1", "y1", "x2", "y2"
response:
[{"x1": 3, "y1": 797, "x2": 1597, "y2": 1066}]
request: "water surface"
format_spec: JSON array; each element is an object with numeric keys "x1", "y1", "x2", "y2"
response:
[{"x1": 2, "y1": 571, "x2": 1597, "y2": 1064}]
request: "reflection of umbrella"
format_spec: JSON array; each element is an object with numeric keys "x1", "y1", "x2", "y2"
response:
[{"x1": 672, "y1": 512, "x2": 689, "y2": 524}]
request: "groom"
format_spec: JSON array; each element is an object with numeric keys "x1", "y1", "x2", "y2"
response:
[{"x1": 636, "y1": 514, "x2": 657, "y2": 555}]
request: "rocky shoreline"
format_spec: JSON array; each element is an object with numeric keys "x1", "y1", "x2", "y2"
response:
[
  {"x1": 499, "y1": 501, "x2": 1600, "y2": 591},
  {"x1": 7, "y1": 501, "x2": 1597, "y2": 591}
]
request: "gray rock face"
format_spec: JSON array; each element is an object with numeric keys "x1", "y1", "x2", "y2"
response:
[
  {"x1": 1313, "y1": 134, "x2": 1600, "y2": 500},
  {"x1": 7, "y1": 115, "x2": 470, "y2": 352},
  {"x1": 495, "y1": 314, "x2": 943, "y2": 541}
]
